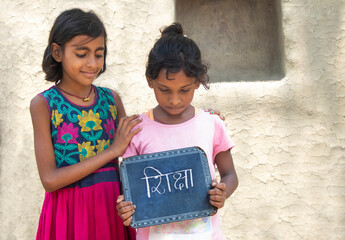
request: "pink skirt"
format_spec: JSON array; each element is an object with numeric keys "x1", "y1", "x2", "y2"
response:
[{"x1": 36, "y1": 181, "x2": 136, "y2": 240}]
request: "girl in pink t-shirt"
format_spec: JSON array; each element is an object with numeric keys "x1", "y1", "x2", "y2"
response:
[{"x1": 117, "y1": 22, "x2": 238, "y2": 240}]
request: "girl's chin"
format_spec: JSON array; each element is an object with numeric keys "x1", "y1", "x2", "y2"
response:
[{"x1": 162, "y1": 107, "x2": 188, "y2": 116}]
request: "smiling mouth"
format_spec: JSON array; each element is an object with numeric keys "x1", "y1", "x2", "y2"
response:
[{"x1": 82, "y1": 71, "x2": 98, "y2": 77}]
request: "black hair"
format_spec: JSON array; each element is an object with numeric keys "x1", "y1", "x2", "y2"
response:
[
  {"x1": 42, "y1": 8, "x2": 107, "y2": 82},
  {"x1": 145, "y1": 22, "x2": 209, "y2": 89}
]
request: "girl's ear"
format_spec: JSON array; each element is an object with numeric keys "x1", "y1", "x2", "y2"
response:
[
  {"x1": 146, "y1": 77, "x2": 153, "y2": 88},
  {"x1": 195, "y1": 81, "x2": 200, "y2": 89},
  {"x1": 51, "y1": 43, "x2": 63, "y2": 62}
]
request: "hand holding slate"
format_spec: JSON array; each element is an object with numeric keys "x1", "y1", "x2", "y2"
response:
[
  {"x1": 116, "y1": 181, "x2": 228, "y2": 226},
  {"x1": 116, "y1": 180, "x2": 227, "y2": 226},
  {"x1": 117, "y1": 195, "x2": 136, "y2": 226},
  {"x1": 209, "y1": 180, "x2": 227, "y2": 209}
]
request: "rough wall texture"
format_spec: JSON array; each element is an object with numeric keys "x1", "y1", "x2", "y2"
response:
[{"x1": 0, "y1": 0, "x2": 344, "y2": 239}]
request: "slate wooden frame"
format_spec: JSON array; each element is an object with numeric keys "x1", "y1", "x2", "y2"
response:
[{"x1": 120, "y1": 146, "x2": 217, "y2": 228}]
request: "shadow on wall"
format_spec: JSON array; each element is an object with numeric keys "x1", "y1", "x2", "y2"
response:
[{"x1": 176, "y1": 0, "x2": 285, "y2": 82}]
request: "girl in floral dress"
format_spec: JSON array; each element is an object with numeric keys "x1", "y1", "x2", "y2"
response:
[{"x1": 30, "y1": 8, "x2": 141, "y2": 240}]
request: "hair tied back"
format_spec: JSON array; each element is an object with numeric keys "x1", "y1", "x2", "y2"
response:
[{"x1": 160, "y1": 22, "x2": 184, "y2": 37}]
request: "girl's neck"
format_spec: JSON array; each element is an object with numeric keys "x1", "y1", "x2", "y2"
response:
[
  {"x1": 55, "y1": 81, "x2": 95, "y2": 105},
  {"x1": 153, "y1": 105, "x2": 195, "y2": 125}
]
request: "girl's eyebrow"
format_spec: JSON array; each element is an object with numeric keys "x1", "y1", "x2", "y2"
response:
[
  {"x1": 156, "y1": 82, "x2": 194, "y2": 88},
  {"x1": 74, "y1": 46, "x2": 105, "y2": 51},
  {"x1": 181, "y1": 83, "x2": 194, "y2": 88}
]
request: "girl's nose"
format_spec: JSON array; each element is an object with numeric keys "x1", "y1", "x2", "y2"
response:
[
  {"x1": 86, "y1": 55, "x2": 97, "y2": 67},
  {"x1": 169, "y1": 94, "x2": 181, "y2": 106}
]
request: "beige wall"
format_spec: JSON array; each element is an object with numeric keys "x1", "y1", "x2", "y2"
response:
[{"x1": 1, "y1": 0, "x2": 344, "y2": 239}]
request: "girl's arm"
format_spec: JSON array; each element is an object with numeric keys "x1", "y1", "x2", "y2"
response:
[
  {"x1": 111, "y1": 90, "x2": 127, "y2": 119},
  {"x1": 30, "y1": 94, "x2": 141, "y2": 192},
  {"x1": 208, "y1": 149, "x2": 238, "y2": 208}
]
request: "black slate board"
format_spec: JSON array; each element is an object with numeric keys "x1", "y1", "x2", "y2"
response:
[{"x1": 120, "y1": 146, "x2": 217, "y2": 228}]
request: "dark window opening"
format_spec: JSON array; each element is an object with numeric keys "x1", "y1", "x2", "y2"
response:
[{"x1": 176, "y1": 0, "x2": 285, "y2": 82}]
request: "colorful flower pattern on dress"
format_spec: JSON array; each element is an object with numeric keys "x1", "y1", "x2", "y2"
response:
[
  {"x1": 78, "y1": 110, "x2": 102, "y2": 132},
  {"x1": 104, "y1": 118, "x2": 115, "y2": 140},
  {"x1": 42, "y1": 86, "x2": 117, "y2": 167},
  {"x1": 57, "y1": 122, "x2": 79, "y2": 144},
  {"x1": 52, "y1": 109, "x2": 63, "y2": 128},
  {"x1": 78, "y1": 142, "x2": 97, "y2": 161},
  {"x1": 109, "y1": 105, "x2": 117, "y2": 120},
  {"x1": 96, "y1": 139, "x2": 110, "y2": 154}
]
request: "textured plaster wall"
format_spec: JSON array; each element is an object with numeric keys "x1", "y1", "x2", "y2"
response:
[{"x1": 0, "y1": 0, "x2": 344, "y2": 239}]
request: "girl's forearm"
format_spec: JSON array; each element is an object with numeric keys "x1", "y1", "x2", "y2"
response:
[
  {"x1": 40, "y1": 148, "x2": 118, "y2": 192},
  {"x1": 221, "y1": 173, "x2": 239, "y2": 199}
]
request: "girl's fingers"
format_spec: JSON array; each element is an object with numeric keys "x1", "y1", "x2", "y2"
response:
[
  {"x1": 209, "y1": 199, "x2": 224, "y2": 209},
  {"x1": 209, "y1": 181, "x2": 226, "y2": 191},
  {"x1": 209, "y1": 181, "x2": 226, "y2": 208},
  {"x1": 116, "y1": 200, "x2": 134, "y2": 210},
  {"x1": 204, "y1": 109, "x2": 220, "y2": 115},
  {"x1": 117, "y1": 195, "x2": 125, "y2": 203},
  {"x1": 119, "y1": 207, "x2": 135, "y2": 219},
  {"x1": 213, "y1": 110, "x2": 220, "y2": 115},
  {"x1": 116, "y1": 194, "x2": 136, "y2": 226},
  {"x1": 119, "y1": 115, "x2": 142, "y2": 133},
  {"x1": 117, "y1": 114, "x2": 139, "y2": 127},
  {"x1": 209, "y1": 188, "x2": 225, "y2": 198},
  {"x1": 117, "y1": 204, "x2": 136, "y2": 215},
  {"x1": 123, "y1": 115, "x2": 141, "y2": 126},
  {"x1": 209, "y1": 193, "x2": 225, "y2": 202},
  {"x1": 123, "y1": 216, "x2": 133, "y2": 226},
  {"x1": 204, "y1": 109, "x2": 226, "y2": 120},
  {"x1": 215, "y1": 182, "x2": 226, "y2": 191},
  {"x1": 128, "y1": 118, "x2": 142, "y2": 129},
  {"x1": 129, "y1": 127, "x2": 142, "y2": 137},
  {"x1": 118, "y1": 205, "x2": 135, "y2": 226}
]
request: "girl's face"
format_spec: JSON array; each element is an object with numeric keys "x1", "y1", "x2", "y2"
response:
[
  {"x1": 52, "y1": 35, "x2": 105, "y2": 87},
  {"x1": 148, "y1": 69, "x2": 200, "y2": 118}
]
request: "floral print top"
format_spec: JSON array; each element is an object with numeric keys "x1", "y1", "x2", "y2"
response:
[{"x1": 40, "y1": 85, "x2": 117, "y2": 169}]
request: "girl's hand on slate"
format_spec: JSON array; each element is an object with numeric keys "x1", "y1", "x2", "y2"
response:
[
  {"x1": 116, "y1": 195, "x2": 136, "y2": 226},
  {"x1": 208, "y1": 179, "x2": 227, "y2": 209}
]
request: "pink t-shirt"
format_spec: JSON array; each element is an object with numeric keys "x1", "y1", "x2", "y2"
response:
[{"x1": 123, "y1": 109, "x2": 234, "y2": 240}]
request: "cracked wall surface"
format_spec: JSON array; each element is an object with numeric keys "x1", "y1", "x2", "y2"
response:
[{"x1": 0, "y1": 0, "x2": 344, "y2": 239}]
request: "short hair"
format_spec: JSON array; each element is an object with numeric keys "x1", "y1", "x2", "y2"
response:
[
  {"x1": 42, "y1": 8, "x2": 107, "y2": 82},
  {"x1": 145, "y1": 22, "x2": 209, "y2": 89}
]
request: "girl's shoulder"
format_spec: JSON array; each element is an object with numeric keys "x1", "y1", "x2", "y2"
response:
[
  {"x1": 30, "y1": 91, "x2": 51, "y2": 119},
  {"x1": 38, "y1": 85, "x2": 56, "y2": 99},
  {"x1": 30, "y1": 93, "x2": 48, "y2": 109},
  {"x1": 197, "y1": 108, "x2": 218, "y2": 120},
  {"x1": 198, "y1": 109, "x2": 228, "y2": 129},
  {"x1": 94, "y1": 85, "x2": 112, "y2": 95},
  {"x1": 94, "y1": 85, "x2": 120, "y2": 105},
  {"x1": 95, "y1": 85, "x2": 121, "y2": 97}
]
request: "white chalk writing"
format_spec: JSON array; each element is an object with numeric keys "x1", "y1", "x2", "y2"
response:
[{"x1": 141, "y1": 167, "x2": 194, "y2": 198}]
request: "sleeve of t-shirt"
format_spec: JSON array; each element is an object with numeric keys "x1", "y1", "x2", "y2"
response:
[
  {"x1": 122, "y1": 139, "x2": 139, "y2": 158},
  {"x1": 212, "y1": 117, "x2": 235, "y2": 160}
]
